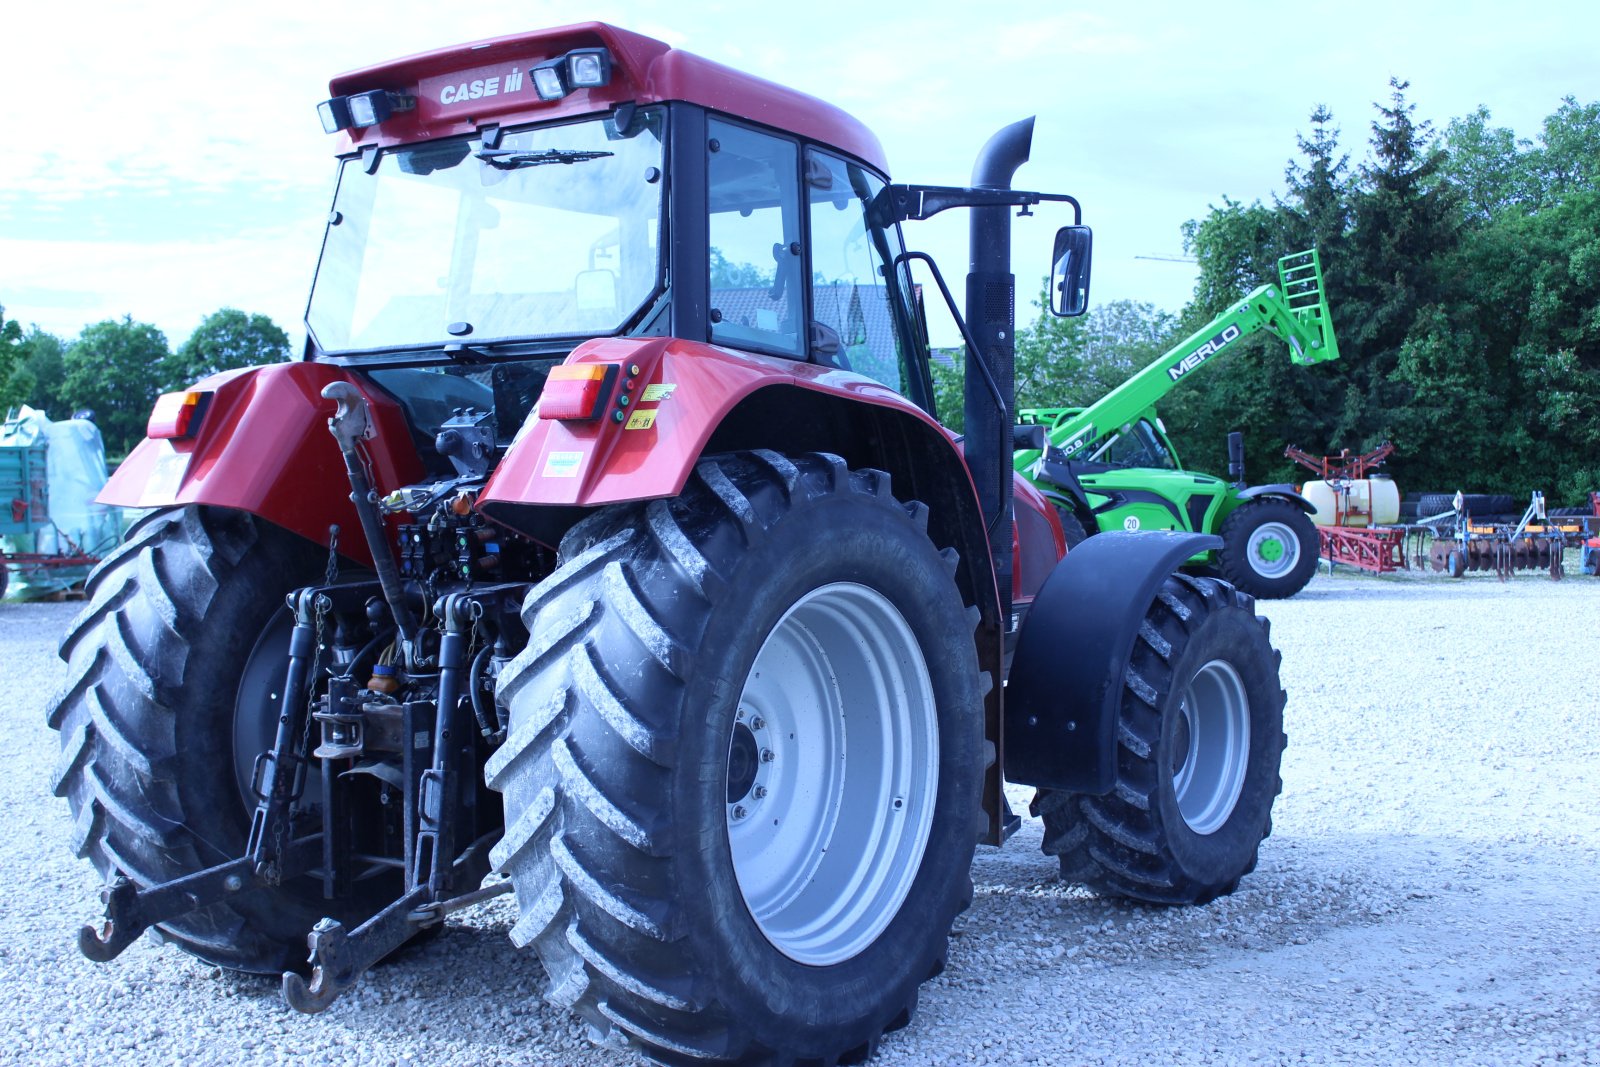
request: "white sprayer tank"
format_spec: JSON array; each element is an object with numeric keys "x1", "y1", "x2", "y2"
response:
[{"x1": 1302, "y1": 475, "x2": 1401, "y2": 527}]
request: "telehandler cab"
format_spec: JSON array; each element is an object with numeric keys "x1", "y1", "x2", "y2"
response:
[{"x1": 51, "y1": 23, "x2": 1288, "y2": 1066}]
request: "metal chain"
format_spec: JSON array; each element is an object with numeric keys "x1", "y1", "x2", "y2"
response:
[{"x1": 325, "y1": 525, "x2": 341, "y2": 588}]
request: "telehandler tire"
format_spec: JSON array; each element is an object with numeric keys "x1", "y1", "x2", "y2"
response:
[
  {"x1": 46, "y1": 506, "x2": 393, "y2": 973},
  {"x1": 1055, "y1": 505, "x2": 1091, "y2": 550},
  {"x1": 1034, "y1": 574, "x2": 1284, "y2": 904},
  {"x1": 1218, "y1": 498, "x2": 1319, "y2": 599},
  {"x1": 488, "y1": 451, "x2": 985, "y2": 1067}
]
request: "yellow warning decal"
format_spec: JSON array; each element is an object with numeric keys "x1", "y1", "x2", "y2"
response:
[
  {"x1": 625, "y1": 409, "x2": 658, "y2": 431},
  {"x1": 641, "y1": 383, "x2": 676, "y2": 402}
]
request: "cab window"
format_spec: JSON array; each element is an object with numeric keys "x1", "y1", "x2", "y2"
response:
[
  {"x1": 805, "y1": 150, "x2": 919, "y2": 394},
  {"x1": 1089, "y1": 420, "x2": 1176, "y2": 469},
  {"x1": 707, "y1": 120, "x2": 803, "y2": 357}
]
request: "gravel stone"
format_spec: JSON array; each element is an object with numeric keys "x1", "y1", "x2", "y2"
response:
[{"x1": 3, "y1": 566, "x2": 1598, "y2": 1064}]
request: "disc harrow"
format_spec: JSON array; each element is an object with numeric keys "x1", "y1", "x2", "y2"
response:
[{"x1": 1427, "y1": 491, "x2": 1591, "y2": 581}]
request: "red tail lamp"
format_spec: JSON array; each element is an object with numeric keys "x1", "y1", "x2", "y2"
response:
[
  {"x1": 540, "y1": 363, "x2": 617, "y2": 421},
  {"x1": 147, "y1": 391, "x2": 212, "y2": 440}
]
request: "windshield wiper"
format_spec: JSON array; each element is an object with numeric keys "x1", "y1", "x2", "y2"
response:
[{"x1": 474, "y1": 148, "x2": 615, "y2": 169}]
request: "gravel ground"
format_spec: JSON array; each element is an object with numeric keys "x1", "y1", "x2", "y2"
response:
[{"x1": 3, "y1": 567, "x2": 1598, "y2": 1066}]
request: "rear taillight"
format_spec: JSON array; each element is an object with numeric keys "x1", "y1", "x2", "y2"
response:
[
  {"x1": 540, "y1": 363, "x2": 617, "y2": 421},
  {"x1": 147, "y1": 390, "x2": 211, "y2": 440}
]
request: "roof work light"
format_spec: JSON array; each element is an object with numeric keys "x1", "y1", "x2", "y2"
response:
[
  {"x1": 316, "y1": 90, "x2": 416, "y2": 133},
  {"x1": 531, "y1": 46, "x2": 615, "y2": 101},
  {"x1": 317, "y1": 97, "x2": 353, "y2": 135}
]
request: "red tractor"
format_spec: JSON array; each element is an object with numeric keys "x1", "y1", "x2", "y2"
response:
[{"x1": 52, "y1": 24, "x2": 1286, "y2": 1065}]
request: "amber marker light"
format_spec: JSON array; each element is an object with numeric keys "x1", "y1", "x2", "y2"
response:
[
  {"x1": 539, "y1": 364, "x2": 618, "y2": 421},
  {"x1": 147, "y1": 391, "x2": 211, "y2": 440}
]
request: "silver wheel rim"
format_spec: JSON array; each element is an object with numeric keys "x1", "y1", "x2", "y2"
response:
[
  {"x1": 1246, "y1": 521, "x2": 1301, "y2": 579},
  {"x1": 1171, "y1": 659, "x2": 1250, "y2": 835},
  {"x1": 727, "y1": 582, "x2": 938, "y2": 966}
]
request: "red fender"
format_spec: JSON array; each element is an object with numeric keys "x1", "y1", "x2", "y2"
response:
[
  {"x1": 99, "y1": 363, "x2": 424, "y2": 565},
  {"x1": 1011, "y1": 474, "x2": 1067, "y2": 604},
  {"x1": 481, "y1": 335, "x2": 957, "y2": 510}
]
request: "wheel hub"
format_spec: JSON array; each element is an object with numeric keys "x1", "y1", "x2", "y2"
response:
[
  {"x1": 1171, "y1": 659, "x2": 1250, "y2": 835},
  {"x1": 726, "y1": 583, "x2": 938, "y2": 966},
  {"x1": 726, "y1": 721, "x2": 761, "y2": 805},
  {"x1": 1246, "y1": 521, "x2": 1301, "y2": 579}
]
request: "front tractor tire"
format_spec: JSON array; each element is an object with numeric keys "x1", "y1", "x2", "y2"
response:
[
  {"x1": 1218, "y1": 498, "x2": 1319, "y2": 599},
  {"x1": 1034, "y1": 575, "x2": 1285, "y2": 905},
  {"x1": 46, "y1": 506, "x2": 391, "y2": 973},
  {"x1": 486, "y1": 451, "x2": 985, "y2": 1066}
]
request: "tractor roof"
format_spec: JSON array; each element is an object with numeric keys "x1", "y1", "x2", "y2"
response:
[{"x1": 327, "y1": 22, "x2": 888, "y2": 172}]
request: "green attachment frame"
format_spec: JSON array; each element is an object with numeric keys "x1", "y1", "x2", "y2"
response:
[{"x1": 1275, "y1": 248, "x2": 1339, "y2": 365}]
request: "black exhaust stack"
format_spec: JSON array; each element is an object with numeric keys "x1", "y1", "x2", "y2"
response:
[{"x1": 966, "y1": 116, "x2": 1034, "y2": 624}]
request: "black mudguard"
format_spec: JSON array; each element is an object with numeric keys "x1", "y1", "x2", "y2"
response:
[
  {"x1": 1004, "y1": 529, "x2": 1221, "y2": 793},
  {"x1": 1237, "y1": 483, "x2": 1316, "y2": 514}
]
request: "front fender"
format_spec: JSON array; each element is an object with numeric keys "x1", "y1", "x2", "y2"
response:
[
  {"x1": 100, "y1": 362, "x2": 424, "y2": 565},
  {"x1": 1237, "y1": 483, "x2": 1316, "y2": 514},
  {"x1": 1003, "y1": 529, "x2": 1221, "y2": 793}
]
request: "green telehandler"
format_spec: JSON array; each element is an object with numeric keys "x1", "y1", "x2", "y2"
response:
[{"x1": 1014, "y1": 249, "x2": 1339, "y2": 598}]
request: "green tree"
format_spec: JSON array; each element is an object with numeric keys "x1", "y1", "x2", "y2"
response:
[
  {"x1": 1439, "y1": 106, "x2": 1536, "y2": 219},
  {"x1": 1536, "y1": 96, "x2": 1600, "y2": 202},
  {"x1": 1280, "y1": 105, "x2": 1353, "y2": 262},
  {"x1": 61, "y1": 317, "x2": 170, "y2": 458},
  {"x1": 166, "y1": 308, "x2": 290, "y2": 387},
  {"x1": 20, "y1": 329, "x2": 67, "y2": 415},
  {"x1": 0, "y1": 304, "x2": 28, "y2": 412}
]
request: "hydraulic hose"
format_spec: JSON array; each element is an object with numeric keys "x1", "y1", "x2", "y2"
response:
[{"x1": 321, "y1": 382, "x2": 421, "y2": 651}]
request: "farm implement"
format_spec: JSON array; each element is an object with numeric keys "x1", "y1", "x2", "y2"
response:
[{"x1": 1427, "y1": 491, "x2": 1593, "y2": 579}]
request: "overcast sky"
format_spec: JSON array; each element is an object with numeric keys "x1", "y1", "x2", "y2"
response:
[{"x1": 2, "y1": 0, "x2": 1596, "y2": 351}]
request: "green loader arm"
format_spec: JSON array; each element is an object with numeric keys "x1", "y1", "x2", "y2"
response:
[{"x1": 1015, "y1": 248, "x2": 1338, "y2": 468}]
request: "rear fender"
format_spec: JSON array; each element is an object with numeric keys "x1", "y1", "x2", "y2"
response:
[
  {"x1": 1004, "y1": 530, "x2": 1220, "y2": 792},
  {"x1": 100, "y1": 363, "x2": 424, "y2": 566}
]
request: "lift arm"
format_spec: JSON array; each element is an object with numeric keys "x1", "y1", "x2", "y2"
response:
[{"x1": 1014, "y1": 249, "x2": 1338, "y2": 467}]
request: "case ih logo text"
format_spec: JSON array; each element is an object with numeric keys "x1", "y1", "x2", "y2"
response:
[
  {"x1": 1168, "y1": 325, "x2": 1242, "y2": 381},
  {"x1": 439, "y1": 70, "x2": 527, "y2": 104}
]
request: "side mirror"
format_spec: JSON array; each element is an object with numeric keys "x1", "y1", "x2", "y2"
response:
[{"x1": 1049, "y1": 225, "x2": 1093, "y2": 317}]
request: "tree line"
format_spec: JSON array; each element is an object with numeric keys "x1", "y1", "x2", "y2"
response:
[
  {"x1": 0, "y1": 307, "x2": 290, "y2": 458},
  {"x1": 940, "y1": 82, "x2": 1600, "y2": 506}
]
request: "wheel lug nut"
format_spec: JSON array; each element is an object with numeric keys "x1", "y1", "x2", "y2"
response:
[
  {"x1": 760, "y1": 749, "x2": 775, "y2": 763},
  {"x1": 750, "y1": 716, "x2": 765, "y2": 730},
  {"x1": 754, "y1": 786, "x2": 768, "y2": 798},
  {"x1": 732, "y1": 805, "x2": 748, "y2": 820}
]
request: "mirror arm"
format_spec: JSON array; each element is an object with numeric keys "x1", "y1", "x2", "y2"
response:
[{"x1": 873, "y1": 185, "x2": 1081, "y2": 226}]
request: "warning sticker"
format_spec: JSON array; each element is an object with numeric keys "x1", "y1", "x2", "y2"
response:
[
  {"x1": 542, "y1": 451, "x2": 583, "y2": 479},
  {"x1": 625, "y1": 409, "x2": 657, "y2": 431},
  {"x1": 641, "y1": 383, "x2": 676, "y2": 402}
]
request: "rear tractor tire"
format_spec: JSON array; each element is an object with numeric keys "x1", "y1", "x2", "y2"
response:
[
  {"x1": 1034, "y1": 575, "x2": 1285, "y2": 904},
  {"x1": 1218, "y1": 498, "x2": 1319, "y2": 599},
  {"x1": 46, "y1": 506, "x2": 395, "y2": 973},
  {"x1": 486, "y1": 451, "x2": 985, "y2": 1066}
]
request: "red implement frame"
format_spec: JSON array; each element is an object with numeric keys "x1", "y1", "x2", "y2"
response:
[
  {"x1": 1285, "y1": 442, "x2": 1394, "y2": 481},
  {"x1": 1318, "y1": 526, "x2": 1407, "y2": 574}
]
